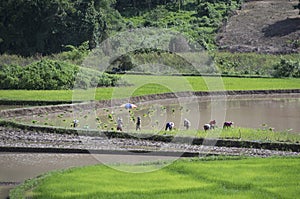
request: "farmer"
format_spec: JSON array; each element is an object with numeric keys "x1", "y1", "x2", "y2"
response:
[
  {"x1": 203, "y1": 120, "x2": 216, "y2": 131},
  {"x1": 136, "y1": 116, "x2": 141, "y2": 131},
  {"x1": 183, "y1": 118, "x2": 191, "y2": 130},
  {"x1": 72, "y1": 119, "x2": 79, "y2": 128},
  {"x1": 223, "y1": 121, "x2": 233, "y2": 128},
  {"x1": 165, "y1": 122, "x2": 175, "y2": 131},
  {"x1": 117, "y1": 118, "x2": 123, "y2": 131}
]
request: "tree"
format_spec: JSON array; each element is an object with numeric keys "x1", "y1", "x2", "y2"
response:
[
  {"x1": 0, "y1": 0, "x2": 108, "y2": 56},
  {"x1": 73, "y1": 0, "x2": 103, "y2": 49},
  {"x1": 0, "y1": 0, "x2": 72, "y2": 55}
]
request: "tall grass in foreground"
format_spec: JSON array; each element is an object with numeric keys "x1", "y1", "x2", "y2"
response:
[
  {"x1": 1, "y1": 76, "x2": 300, "y2": 101},
  {"x1": 11, "y1": 157, "x2": 300, "y2": 199}
]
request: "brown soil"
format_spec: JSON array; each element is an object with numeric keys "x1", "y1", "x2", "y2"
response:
[{"x1": 217, "y1": 0, "x2": 300, "y2": 54}]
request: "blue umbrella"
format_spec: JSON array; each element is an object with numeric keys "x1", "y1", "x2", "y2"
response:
[{"x1": 120, "y1": 103, "x2": 137, "y2": 109}]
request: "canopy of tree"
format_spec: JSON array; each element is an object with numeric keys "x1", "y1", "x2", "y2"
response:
[
  {"x1": 0, "y1": 0, "x2": 123, "y2": 56},
  {"x1": 0, "y1": 0, "x2": 240, "y2": 56}
]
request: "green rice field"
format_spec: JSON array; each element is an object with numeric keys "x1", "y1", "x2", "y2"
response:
[
  {"x1": 11, "y1": 157, "x2": 300, "y2": 199},
  {"x1": 1, "y1": 76, "x2": 300, "y2": 101}
]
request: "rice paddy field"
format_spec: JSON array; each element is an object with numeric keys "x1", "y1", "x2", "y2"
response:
[
  {"x1": 10, "y1": 156, "x2": 300, "y2": 199},
  {"x1": 8, "y1": 95, "x2": 300, "y2": 143},
  {"x1": 1, "y1": 76, "x2": 300, "y2": 101}
]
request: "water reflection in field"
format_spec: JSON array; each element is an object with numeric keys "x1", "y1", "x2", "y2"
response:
[{"x1": 11, "y1": 96, "x2": 300, "y2": 133}]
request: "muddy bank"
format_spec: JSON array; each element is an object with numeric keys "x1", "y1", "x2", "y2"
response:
[
  {"x1": 1, "y1": 89, "x2": 300, "y2": 118},
  {"x1": 1, "y1": 126, "x2": 299, "y2": 154}
]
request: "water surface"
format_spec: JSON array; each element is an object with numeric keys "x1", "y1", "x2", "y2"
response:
[{"x1": 11, "y1": 95, "x2": 300, "y2": 133}]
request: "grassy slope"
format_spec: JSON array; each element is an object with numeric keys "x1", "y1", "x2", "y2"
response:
[
  {"x1": 122, "y1": 0, "x2": 240, "y2": 51},
  {"x1": 1, "y1": 76, "x2": 300, "y2": 101},
  {"x1": 12, "y1": 157, "x2": 300, "y2": 199}
]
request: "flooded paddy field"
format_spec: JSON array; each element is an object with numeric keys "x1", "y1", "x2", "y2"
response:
[{"x1": 7, "y1": 94, "x2": 300, "y2": 133}]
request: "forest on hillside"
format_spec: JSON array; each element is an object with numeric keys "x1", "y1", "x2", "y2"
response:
[
  {"x1": 0, "y1": 0, "x2": 242, "y2": 56},
  {"x1": 0, "y1": 0, "x2": 299, "y2": 91}
]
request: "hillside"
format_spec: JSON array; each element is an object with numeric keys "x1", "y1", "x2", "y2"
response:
[
  {"x1": 217, "y1": 0, "x2": 300, "y2": 54},
  {"x1": 1, "y1": 0, "x2": 299, "y2": 78}
]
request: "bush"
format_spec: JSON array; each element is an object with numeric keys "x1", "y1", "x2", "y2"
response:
[
  {"x1": 214, "y1": 52, "x2": 300, "y2": 76},
  {"x1": 272, "y1": 58, "x2": 300, "y2": 78},
  {"x1": 20, "y1": 59, "x2": 78, "y2": 90},
  {"x1": 0, "y1": 59, "x2": 124, "y2": 90},
  {"x1": 50, "y1": 42, "x2": 90, "y2": 65}
]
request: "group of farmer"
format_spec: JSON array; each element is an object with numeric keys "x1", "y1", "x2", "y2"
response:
[
  {"x1": 115, "y1": 117, "x2": 233, "y2": 132},
  {"x1": 72, "y1": 117, "x2": 233, "y2": 131}
]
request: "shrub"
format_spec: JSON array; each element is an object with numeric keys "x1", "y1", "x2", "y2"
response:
[
  {"x1": 0, "y1": 59, "x2": 124, "y2": 90},
  {"x1": 272, "y1": 58, "x2": 300, "y2": 78},
  {"x1": 50, "y1": 41, "x2": 90, "y2": 65},
  {"x1": 20, "y1": 59, "x2": 78, "y2": 90},
  {"x1": 214, "y1": 52, "x2": 300, "y2": 76}
]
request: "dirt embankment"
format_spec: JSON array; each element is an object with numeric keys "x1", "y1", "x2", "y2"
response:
[
  {"x1": 1, "y1": 126, "x2": 300, "y2": 155},
  {"x1": 217, "y1": 0, "x2": 300, "y2": 54}
]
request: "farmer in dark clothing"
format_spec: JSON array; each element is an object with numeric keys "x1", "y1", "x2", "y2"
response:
[
  {"x1": 136, "y1": 116, "x2": 141, "y2": 131},
  {"x1": 183, "y1": 118, "x2": 191, "y2": 130},
  {"x1": 72, "y1": 119, "x2": 79, "y2": 128},
  {"x1": 223, "y1": 121, "x2": 233, "y2": 128},
  {"x1": 165, "y1": 122, "x2": 174, "y2": 131}
]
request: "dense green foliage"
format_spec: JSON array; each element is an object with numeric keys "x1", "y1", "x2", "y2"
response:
[
  {"x1": 122, "y1": 0, "x2": 241, "y2": 51},
  {"x1": 126, "y1": 51, "x2": 300, "y2": 76},
  {"x1": 0, "y1": 59, "x2": 122, "y2": 90},
  {"x1": 0, "y1": 0, "x2": 123, "y2": 56},
  {"x1": 0, "y1": 0, "x2": 241, "y2": 56},
  {"x1": 108, "y1": 50, "x2": 212, "y2": 74},
  {"x1": 1, "y1": 51, "x2": 299, "y2": 78},
  {"x1": 1, "y1": 49, "x2": 299, "y2": 78},
  {"x1": 272, "y1": 58, "x2": 300, "y2": 78},
  {"x1": 10, "y1": 157, "x2": 300, "y2": 198},
  {"x1": 0, "y1": 0, "x2": 299, "y2": 92},
  {"x1": 214, "y1": 52, "x2": 300, "y2": 76},
  {"x1": 0, "y1": 59, "x2": 77, "y2": 90}
]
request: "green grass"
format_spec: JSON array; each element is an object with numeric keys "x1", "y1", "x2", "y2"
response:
[
  {"x1": 216, "y1": 77, "x2": 300, "y2": 91},
  {"x1": 1, "y1": 75, "x2": 300, "y2": 101},
  {"x1": 114, "y1": 127, "x2": 300, "y2": 143},
  {"x1": 11, "y1": 157, "x2": 300, "y2": 199},
  {"x1": 213, "y1": 52, "x2": 300, "y2": 76},
  {"x1": 173, "y1": 127, "x2": 300, "y2": 143}
]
